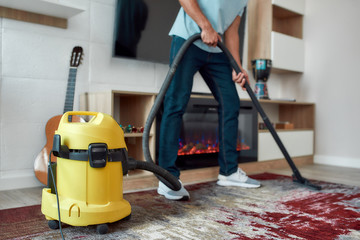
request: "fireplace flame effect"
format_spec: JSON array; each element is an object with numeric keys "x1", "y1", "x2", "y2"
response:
[{"x1": 178, "y1": 139, "x2": 250, "y2": 156}]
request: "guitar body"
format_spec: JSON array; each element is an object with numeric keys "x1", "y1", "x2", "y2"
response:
[
  {"x1": 34, "y1": 46, "x2": 83, "y2": 185},
  {"x1": 34, "y1": 115, "x2": 82, "y2": 185}
]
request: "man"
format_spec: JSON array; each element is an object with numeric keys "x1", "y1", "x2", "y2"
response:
[{"x1": 158, "y1": 0, "x2": 261, "y2": 200}]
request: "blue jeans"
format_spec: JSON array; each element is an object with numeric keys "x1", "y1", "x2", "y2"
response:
[{"x1": 158, "y1": 36, "x2": 241, "y2": 178}]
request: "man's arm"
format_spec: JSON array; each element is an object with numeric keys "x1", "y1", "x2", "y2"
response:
[
  {"x1": 178, "y1": 0, "x2": 221, "y2": 47},
  {"x1": 224, "y1": 15, "x2": 249, "y2": 90}
]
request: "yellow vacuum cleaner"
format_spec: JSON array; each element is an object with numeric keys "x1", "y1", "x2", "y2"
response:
[{"x1": 41, "y1": 111, "x2": 180, "y2": 235}]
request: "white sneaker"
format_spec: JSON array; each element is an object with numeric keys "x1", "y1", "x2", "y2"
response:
[
  {"x1": 157, "y1": 180, "x2": 190, "y2": 200},
  {"x1": 217, "y1": 169, "x2": 261, "y2": 188}
]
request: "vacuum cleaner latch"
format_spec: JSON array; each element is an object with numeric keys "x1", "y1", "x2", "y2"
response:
[{"x1": 88, "y1": 143, "x2": 108, "y2": 168}]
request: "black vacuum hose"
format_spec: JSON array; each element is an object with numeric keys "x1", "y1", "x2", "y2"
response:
[{"x1": 126, "y1": 157, "x2": 182, "y2": 190}]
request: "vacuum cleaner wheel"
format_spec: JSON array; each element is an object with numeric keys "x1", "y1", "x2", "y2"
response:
[
  {"x1": 96, "y1": 224, "x2": 109, "y2": 234},
  {"x1": 48, "y1": 220, "x2": 60, "y2": 230}
]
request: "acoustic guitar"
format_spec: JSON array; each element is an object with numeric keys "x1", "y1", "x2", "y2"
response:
[{"x1": 34, "y1": 46, "x2": 83, "y2": 185}]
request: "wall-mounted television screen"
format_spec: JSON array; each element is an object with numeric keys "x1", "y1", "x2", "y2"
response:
[{"x1": 113, "y1": 0, "x2": 247, "y2": 64}]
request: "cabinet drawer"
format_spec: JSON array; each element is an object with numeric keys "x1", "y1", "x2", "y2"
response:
[
  {"x1": 258, "y1": 130, "x2": 314, "y2": 161},
  {"x1": 271, "y1": 32, "x2": 304, "y2": 72}
]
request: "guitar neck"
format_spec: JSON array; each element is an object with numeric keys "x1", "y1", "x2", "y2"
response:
[{"x1": 63, "y1": 67, "x2": 78, "y2": 114}]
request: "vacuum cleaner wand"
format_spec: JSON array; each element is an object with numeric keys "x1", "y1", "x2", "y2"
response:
[{"x1": 143, "y1": 34, "x2": 321, "y2": 191}]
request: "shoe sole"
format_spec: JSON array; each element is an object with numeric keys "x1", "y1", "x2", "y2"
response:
[
  {"x1": 157, "y1": 189, "x2": 190, "y2": 201},
  {"x1": 216, "y1": 180, "x2": 261, "y2": 188}
]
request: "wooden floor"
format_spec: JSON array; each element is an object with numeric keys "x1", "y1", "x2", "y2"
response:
[{"x1": 0, "y1": 164, "x2": 359, "y2": 210}]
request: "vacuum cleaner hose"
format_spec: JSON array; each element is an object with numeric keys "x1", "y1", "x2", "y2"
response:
[{"x1": 127, "y1": 158, "x2": 181, "y2": 190}]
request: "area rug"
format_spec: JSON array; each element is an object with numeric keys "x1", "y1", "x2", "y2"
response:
[{"x1": 1, "y1": 173, "x2": 359, "y2": 240}]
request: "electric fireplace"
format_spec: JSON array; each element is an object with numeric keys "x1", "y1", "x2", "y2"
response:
[{"x1": 156, "y1": 94, "x2": 258, "y2": 170}]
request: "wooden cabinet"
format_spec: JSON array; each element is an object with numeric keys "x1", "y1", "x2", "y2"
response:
[
  {"x1": 255, "y1": 99, "x2": 315, "y2": 161},
  {"x1": 81, "y1": 91, "x2": 315, "y2": 191},
  {"x1": 247, "y1": 0, "x2": 305, "y2": 72}
]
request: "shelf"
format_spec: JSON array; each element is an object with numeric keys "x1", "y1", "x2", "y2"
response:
[
  {"x1": 124, "y1": 133, "x2": 153, "y2": 138},
  {"x1": 258, "y1": 128, "x2": 313, "y2": 133},
  {"x1": 257, "y1": 100, "x2": 314, "y2": 130},
  {"x1": 255, "y1": 99, "x2": 313, "y2": 105},
  {"x1": 0, "y1": 0, "x2": 84, "y2": 28}
]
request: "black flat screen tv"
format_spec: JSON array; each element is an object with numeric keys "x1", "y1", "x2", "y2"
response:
[{"x1": 113, "y1": 0, "x2": 247, "y2": 64}]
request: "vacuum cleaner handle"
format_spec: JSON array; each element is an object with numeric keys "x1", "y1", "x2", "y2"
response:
[{"x1": 61, "y1": 111, "x2": 97, "y2": 120}]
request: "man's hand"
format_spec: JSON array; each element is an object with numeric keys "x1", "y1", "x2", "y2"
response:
[
  {"x1": 232, "y1": 68, "x2": 249, "y2": 91},
  {"x1": 201, "y1": 27, "x2": 222, "y2": 47},
  {"x1": 179, "y1": 0, "x2": 221, "y2": 47}
]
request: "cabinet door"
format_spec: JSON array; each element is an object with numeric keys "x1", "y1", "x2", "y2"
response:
[
  {"x1": 271, "y1": 32, "x2": 304, "y2": 72},
  {"x1": 258, "y1": 130, "x2": 314, "y2": 161}
]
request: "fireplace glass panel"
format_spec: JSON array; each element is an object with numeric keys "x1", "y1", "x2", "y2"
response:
[{"x1": 156, "y1": 96, "x2": 258, "y2": 170}]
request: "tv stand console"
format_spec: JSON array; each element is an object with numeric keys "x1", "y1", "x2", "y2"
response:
[{"x1": 80, "y1": 91, "x2": 314, "y2": 192}]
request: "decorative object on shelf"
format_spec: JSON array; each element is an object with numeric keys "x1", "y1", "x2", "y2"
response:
[
  {"x1": 125, "y1": 124, "x2": 132, "y2": 133},
  {"x1": 251, "y1": 59, "x2": 272, "y2": 99},
  {"x1": 118, "y1": 124, "x2": 145, "y2": 134},
  {"x1": 259, "y1": 122, "x2": 275, "y2": 130},
  {"x1": 131, "y1": 126, "x2": 137, "y2": 133},
  {"x1": 259, "y1": 121, "x2": 295, "y2": 130},
  {"x1": 137, "y1": 126, "x2": 144, "y2": 133},
  {"x1": 275, "y1": 122, "x2": 294, "y2": 130}
]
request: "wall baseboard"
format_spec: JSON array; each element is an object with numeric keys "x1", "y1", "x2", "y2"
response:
[
  {"x1": 314, "y1": 155, "x2": 360, "y2": 169},
  {"x1": 0, "y1": 169, "x2": 43, "y2": 191}
]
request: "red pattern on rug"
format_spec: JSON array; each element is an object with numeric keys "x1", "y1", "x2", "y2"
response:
[
  {"x1": 214, "y1": 173, "x2": 360, "y2": 239},
  {"x1": 0, "y1": 173, "x2": 359, "y2": 240}
]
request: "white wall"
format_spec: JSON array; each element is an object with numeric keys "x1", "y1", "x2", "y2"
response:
[
  {"x1": 0, "y1": 0, "x2": 359, "y2": 191},
  {"x1": 300, "y1": 0, "x2": 360, "y2": 168}
]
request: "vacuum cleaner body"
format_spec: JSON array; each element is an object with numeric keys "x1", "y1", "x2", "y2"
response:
[{"x1": 41, "y1": 111, "x2": 131, "y2": 227}]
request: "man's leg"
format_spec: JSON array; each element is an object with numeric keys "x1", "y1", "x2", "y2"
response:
[
  {"x1": 199, "y1": 53, "x2": 261, "y2": 188},
  {"x1": 199, "y1": 53, "x2": 240, "y2": 176},
  {"x1": 158, "y1": 36, "x2": 202, "y2": 178},
  {"x1": 157, "y1": 37, "x2": 207, "y2": 200}
]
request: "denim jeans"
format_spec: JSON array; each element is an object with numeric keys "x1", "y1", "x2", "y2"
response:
[{"x1": 158, "y1": 36, "x2": 241, "y2": 178}]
